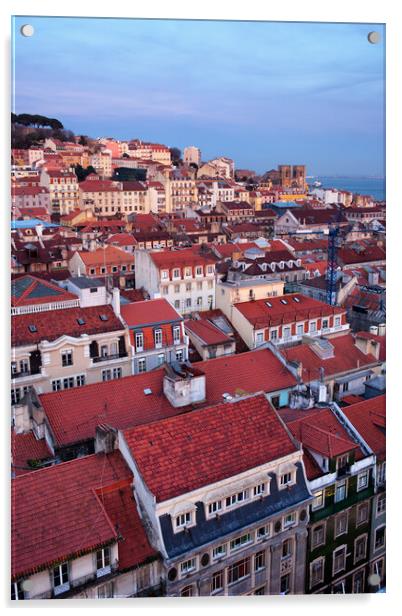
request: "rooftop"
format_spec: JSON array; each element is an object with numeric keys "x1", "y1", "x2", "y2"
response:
[
  {"x1": 11, "y1": 275, "x2": 78, "y2": 308},
  {"x1": 121, "y1": 298, "x2": 182, "y2": 328},
  {"x1": 122, "y1": 393, "x2": 297, "y2": 502},
  {"x1": 342, "y1": 395, "x2": 385, "y2": 459},
  {"x1": 11, "y1": 452, "x2": 131, "y2": 579},
  {"x1": 12, "y1": 304, "x2": 124, "y2": 347},
  {"x1": 40, "y1": 348, "x2": 297, "y2": 447},
  {"x1": 184, "y1": 318, "x2": 232, "y2": 346}
]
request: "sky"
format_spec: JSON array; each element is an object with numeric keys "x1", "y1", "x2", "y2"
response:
[{"x1": 12, "y1": 17, "x2": 385, "y2": 176}]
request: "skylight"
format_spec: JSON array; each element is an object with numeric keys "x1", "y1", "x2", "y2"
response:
[
  {"x1": 99, "y1": 314, "x2": 109, "y2": 322},
  {"x1": 28, "y1": 324, "x2": 37, "y2": 333},
  {"x1": 77, "y1": 318, "x2": 86, "y2": 325},
  {"x1": 293, "y1": 297, "x2": 300, "y2": 303},
  {"x1": 280, "y1": 299, "x2": 288, "y2": 305},
  {"x1": 266, "y1": 301, "x2": 272, "y2": 308}
]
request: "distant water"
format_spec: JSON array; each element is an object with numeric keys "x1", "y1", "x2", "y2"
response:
[{"x1": 309, "y1": 176, "x2": 385, "y2": 202}]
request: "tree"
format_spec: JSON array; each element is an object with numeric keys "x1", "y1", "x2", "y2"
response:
[{"x1": 78, "y1": 135, "x2": 88, "y2": 146}]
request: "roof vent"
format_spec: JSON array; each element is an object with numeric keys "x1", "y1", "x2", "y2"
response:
[
  {"x1": 280, "y1": 299, "x2": 288, "y2": 305},
  {"x1": 28, "y1": 324, "x2": 37, "y2": 333},
  {"x1": 293, "y1": 296, "x2": 300, "y2": 303},
  {"x1": 99, "y1": 314, "x2": 109, "y2": 321},
  {"x1": 144, "y1": 388, "x2": 152, "y2": 396},
  {"x1": 222, "y1": 392, "x2": 233, "y2": 401},
  {"x1": 266, "y1": 301, "x2": 272, "y2": 308}
]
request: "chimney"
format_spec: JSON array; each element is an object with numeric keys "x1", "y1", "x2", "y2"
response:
[
  {"x1": 111, "y1": 287, "x2": 120, "y2": 316},
  {"x1": 95, "y1": 424, "x2": 117, "y2": 454}
]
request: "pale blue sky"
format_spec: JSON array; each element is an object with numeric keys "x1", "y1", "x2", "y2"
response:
[{"x1": 12, "y1": 17, "x2": 385, "y2": 175}]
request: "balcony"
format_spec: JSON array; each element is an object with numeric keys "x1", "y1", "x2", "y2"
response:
[
  {"x1": 336, "y1": 465, "x2": 352, "y2": 479},
  {"x1": 92, "y1": 352, "x2": 128, "y2": 364},
  {"x1": 11, "y1": 367, "x2": 42, "y2": 380}
]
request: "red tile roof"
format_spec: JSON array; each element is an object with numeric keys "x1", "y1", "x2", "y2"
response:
[
  {"x1": 106, "y1": 233, "x2": 136, "y2": 246},
  {"x1": 235, "y1": 293, "x2": 344, "y2": 329},
  {"x1": 74, "y1": 246, "x2": 134, "y2": 266},
  {"x1": 12, "y1": 304, "x2": 124, "y2": 347},
  {"x1": 122, "y1": 393, "x2": 297, "y2": 502},
  {"x1": 11, "y1": 431, "x2": 52, "y2": 477},
  {"x1": 40, "y1": 349, "x2": 297, "y2": 447},
  {"x1": 100, "y1": 485, "x2": 157, "y2": 571},
  {"x1": 184, "y1": 318, "x2": 232, "y2": 345},
  {"x1": 79, "y1": 179, "x2": 120, "y2": 192},
  {"x1": 282, "y1": 334, "x2": 378, "y2": 381},
  {"x1": 282, "y1": 407, "x2": 363, "y2": 462},
  {"x1": 121, "y1": 298, "x2": 182, "y2": 328},
  {"x1": 342, "y1": 395, "x2": 385, "y2": 459},
  {"x1": 149, "y1": 248, "x2": 215, "y2": 269},
  {"x1": 11, "y1": 452, "x2": 131, "y2": 579}
]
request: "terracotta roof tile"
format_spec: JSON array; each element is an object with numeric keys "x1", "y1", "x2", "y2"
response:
[
  {"x1": 11, "y1": 452, "x2": 131, "y2": 579},
  {"x1": 122, "y1": 393, "x2": 297, "y2": 502},
  {"x1": 342, "y1": 395, "x2": 385, "y2": 459}
]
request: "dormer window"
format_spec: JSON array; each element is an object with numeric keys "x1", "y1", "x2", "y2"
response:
[
  {"x1": 253, "y1": 483, "x2": 266, "y2": 497},
  {"x1": 226, "y1": 489, "x2": 249, "y2": 508},
  {"x1": 280, "y1": 472, "x2": 293, "y2": 487},
  {"x1": 161, "y1": 270, "x2": 169, "y2": 280},
  {"x1": 173, "y1": 268, "x2": 180, "y2": 279},
  {"x1": 208, "y1": 500, "x2": 222, "y2": 515},
  {"x1": 337, "y1": 454, "x2": 349, "y2": 470},
  {"x1": 175, "y1": 511, "x2": 192, "y2": 529}
]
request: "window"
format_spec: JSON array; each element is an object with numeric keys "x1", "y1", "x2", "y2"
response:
[
  {"x1": 89, "y1": 268, "x2": 96, "y2": 275},
  {"x1": 161, "y1": 270, "x2": 169, "y2": 280},
  {"x1": 335, "y1": 512, "x2": 348, "y2": 537},
  {"x1": 197, "y1": 281, "x2": 202, "y2": 290},
  {"x1": 377, "y1": 493, "x2": 386, "y2": 515},
  {"x1": 211, "y1": 570, "x2": 224, "y2": 594},
  {"x1": 227, "y1": 557, "x2": 250, "y2": 585},
  {"x1": 337, "y1": 454, "x2": 349, "y2": 469},
  {"x1": 354, "y1": 535, "x2": 367, "y2": 563},
  {"x1": 270, "y1": 329, "x2": 278, "y2": 341},
  {"x1": 322, "y1": 318, "x2": 329, "y2": 329},
  {"x1": 52, "y1": 379, "x2": 62, "y2": 392},
  {"x1": 335, "y1": 316, "x2": 341, "y2": 327},
  {"x1": 96, "y1": 547, "x2": 111, "y2": 577},
  {"x1": 212, "y1": 544, "x2": 226, "y2": 559},
  {"x1": 180, "y1": 585, "x2": 194, "y2": 596},
  {"x1": 253, "y1": 483, "x2": 266, "y2": 497},
  {"x1": 11, "y1": 580, "x2": 24, "y2": 600},
  {"x1": 256, "y1": 332, "x2": 264, "y2": 345},
  {"x1": 230, "y1": 533, "x2": 252, "y2": 551},
  {"x1": 356, "y1": 502, "x2": 369, "y2": 526},
  {"x1": 97, "y1": 582, "x2": 113, "y2": 598},
  {"x1": 280, "y1": 573, "x2": 291, "y2": 595},
  {"x1": 353, "y1": 570, "x2": 365, "y2": 594},
  {"x1": 377, "y1": 462, "x2": 386, "y2": 484},
  {"x1": 309, "y1": 321, "x2": 317, "y2": 333},
  {"x1": 53, "y1": 562, "x2": 69, "y2": 595},
  {"x1": 185, "y1": 283, "x2": 192, "y2": 292},
  {"x1": 174, "y1": 284, "x2": 180, "y2": 293},
  {"x1": 208, "y1": 500, "x2": 222, "y2": 515},
  {"x1": 180, "y1": 558, "x2": 196, "y2": 575},
  {"x1": 207, "y1": 265, "x2": 214, "y2": 274},
  {"x1": 226, "y1": 490, "x2": 249, "y2": 508},
  {"x1": 335, "y1": 480, "x2": 347, "y2": 503},
  {"x1": 296, "y1": 323, "x2": 304, "y2": 336},
  {"x1": 63, "y1": 377, "x2": 74, "y2": 389},
  {"x1": 173, "y1": 326, "x2": 181, "y2": 344},
  {"x1": 157, "y1": 353, "x2": 165, "y2": 366},
  {"x1": 138, "y1": 358, "x2": 146, "y2": 373},
  {"x1": 283, "y1": 512, "x2": 296, "y2": 528},
  {"x1": 312, "y1": 490, "x2": 324, "y2": 511},
  {"x1": 357, "y1": 471, "x2": 369, "y2": 491},
  {"x1": 100, "y1": 345, "x2": 109, "y2": 358},
  {"x1": 280, "y1": 472, "x2": 292, "y2": 487},
  {"x1": 162, "y1": 286, "x2": 169, "y2": 295},
  {"x1": 102, "y1": 369, "x2": 112, "y2": 381},
  {"x1": 176, "y1": 350, "x2": 183, "y2": 362},
  {"x1": 185, "y1": 267, "x2": 192, "y2": 277},
  {"x1": 282, "y1": 538, "x2": 293, "y2": 559},
  {"x1": 173, "y1": 268, "x2": 180, "y2": 279},
  {"x1": 257, "y1": 525, "x2": 270, "y2": 540},
  {"x1": 195, "y1": 266, "x2": 202, "y2": 276},
  {"x1": 312, "y1": 524, "x2": 325, "y2": 549},
  {"x1": 176, "y1": 512, "x2": 192, "y2": 529},
  {"x1": 76, "y1": 374, "x2": 85, "y2": 387},
  {"x1": 154, "y1": 329, "x2": 163, "y2": 348},
  {"x1": 375, "y1": 526, "x2": 385, "y2": 550},
  {"x1": 333, "y1": 546, "x2": 346, "y2": 574},
  {"x1": 208, "y1": 295, "x2": 213, "y2": 306},
  {"x1": 100, "y1": 267, "x2": 106, "y2": 274},
  {"x1": 196, "y1": 296, "x2": 202, "y2": 307},
  {"x1": 61, "y1": 350, "x2": 73, "y2": 367},
  {"x1": 310, "y1": 557, "x2": 325, "y2": 587},
  {"x1": 174, "y1": 300, "x2": 180, "y2": 309},
  {"x1": 255, "y1": 551, "x2": 265, "y2": 571},
  {"x1": 283, "y1": 326, "x2": 291, "y2": 340},
  {"x1": 332, "y1": 580, "x2": 346, "y2": 594}
]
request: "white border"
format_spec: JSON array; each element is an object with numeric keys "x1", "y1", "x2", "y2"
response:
[{"x1": 1, "y1": 1, "x2": 401, "y2": 615}]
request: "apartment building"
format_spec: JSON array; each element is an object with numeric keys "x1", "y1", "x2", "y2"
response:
[
  {"x1": 229, "y1": 293, "x2": 349, "y2": 350},
  {"x1": 39, "y1": 169, "x2": 79, "y2": 215},
  {"x1": 90, "y1": 150, "x2": 112, "y2": 178},
  {"x1": 134, "y1": 248, "x2": 216, "y2": 315},
  {"x1": 11, "y1": 451, "x2": 162, "y2": 599},
  {"x1": 278, "y1": 402, "x2": 376, "y2": 594},
  {"x1": 12, "y1": 186, "x2": 50, "y2": 213},
  {"x1": 120, "y1": 298, "x2": 188, "y2": 374},
  {"x1": 183, "y1": 146, "x2": 201, "y2": 166},
  {"x1": 11, "y1": 304, "x2": 130, "y2": 405},
  {"x1": 120, "y1": 392, "x2": 313, "y2": 596},
  {"x1": 68, "y1": 246, "x2": 135, "y2": 279},
  {"x1": 343, "y1": 396, "x2": 386, "y2": 591}
]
